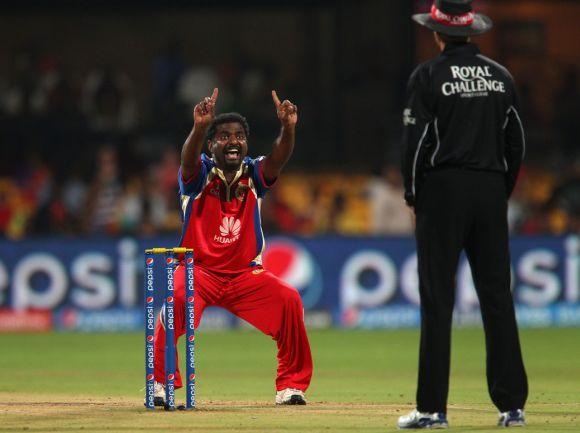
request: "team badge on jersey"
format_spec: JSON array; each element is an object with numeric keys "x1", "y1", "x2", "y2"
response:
[{"x1": 235, "y1": 184, "x2": 249, "y2": 201}]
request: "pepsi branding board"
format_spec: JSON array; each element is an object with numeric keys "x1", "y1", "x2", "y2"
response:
[{"x1": 0, "y1": 235, "x2": 578, "y2": 330}]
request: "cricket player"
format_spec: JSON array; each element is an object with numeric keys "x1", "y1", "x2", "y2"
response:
[{"x1": 152, "y1": 88, "x2": 313, "y2": 405}]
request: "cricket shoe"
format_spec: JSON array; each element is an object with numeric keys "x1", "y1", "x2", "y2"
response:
[
  {"x1": 498, "y1": 409, "x2": 525, "y2": 427},
  {"x1": 143, "y1": 382, "x2": 166, "y2": 407},
  {"x1": 275, "y1": 388, "x2": 307, "y2": 405},
  {"x1": 153, "y1": 381, "x2": 166, "y2": 406},
  {"x1": 397, "y1": 409, "x2": 448, "y2": 429}
]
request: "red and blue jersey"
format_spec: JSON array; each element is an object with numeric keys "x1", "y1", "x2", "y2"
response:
[{"x1": 178, "y1": 154, "x2": 273, "y2": 274}]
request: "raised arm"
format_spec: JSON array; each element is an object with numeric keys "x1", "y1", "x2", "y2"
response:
[
  {"x1": 261, "y1": 90, "x2": 298, "y2": 184},
  {"x1": 181, "y1": 88, "x2": 219, "y2": 181}
]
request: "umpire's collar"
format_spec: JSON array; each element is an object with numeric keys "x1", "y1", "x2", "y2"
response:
[{"x1": 441, "y1": 42, "x2": 480, "y2": 57}]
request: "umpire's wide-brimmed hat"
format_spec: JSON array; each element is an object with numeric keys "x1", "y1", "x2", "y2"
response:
[{"x1": 412, "y1": 0, "x2": 493, "y2": 37}]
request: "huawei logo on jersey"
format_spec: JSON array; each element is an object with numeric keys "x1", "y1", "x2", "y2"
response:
[{"x1": 215, "y1": 216, "x2": 241, "y2": 244}]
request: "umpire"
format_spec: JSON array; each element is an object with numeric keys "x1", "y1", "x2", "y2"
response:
[{"x1": 398, "y1": 0, "x2": 528, "y2": 429}]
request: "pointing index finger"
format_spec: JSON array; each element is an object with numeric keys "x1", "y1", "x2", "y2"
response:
[
  {"x1": 210, "y1": 87, "x2": 219, "y2": 103},
  {"x1": 271, "y1": 90, "x2": 281, "y2": 107}
]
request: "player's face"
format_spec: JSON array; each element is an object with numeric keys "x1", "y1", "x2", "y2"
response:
[{"x1": 210, "y1": 122, "x2": 248, "y2": 170}]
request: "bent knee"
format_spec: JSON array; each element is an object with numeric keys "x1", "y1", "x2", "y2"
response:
[{"x1": 281, "y1": 287, "x2": 303, "y2": 309}]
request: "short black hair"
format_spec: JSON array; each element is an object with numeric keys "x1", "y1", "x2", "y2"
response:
[
  {"x1": 205, "y1": 112, "x2": 250, "y2": 143},
  {"x1": 436, "y1": 32, "x2": 470, "y2": 44}
]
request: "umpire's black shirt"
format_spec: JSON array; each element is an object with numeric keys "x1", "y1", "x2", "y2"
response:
[{"x1": 401, "y1": 42, "x2": 525, "y2": 207}]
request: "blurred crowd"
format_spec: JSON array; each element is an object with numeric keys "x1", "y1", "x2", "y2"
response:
[
  {"x1": 0, "y1": 45, "x2": 578, "y2": 240},
  {"x1": 1, "y1": 150, "x2": 578, "y2": 240},
  {"x1": 0, "y1": 146, "x2": 183, "y2": 239}
]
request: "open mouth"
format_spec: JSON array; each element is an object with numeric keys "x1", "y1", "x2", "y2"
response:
[{"x1": 224, "y1": 147, "x2": 241, "y2": 162}]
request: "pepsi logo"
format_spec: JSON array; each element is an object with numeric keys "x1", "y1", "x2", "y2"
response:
[
  {"x1": 147, "y1": 374, "x2": 154, "y2": 381},
  {"x1": 146, "y1": 296, "x2": 154, "y2": 304},
  {"x1": 264, "y1": 239, "x2": 312, "y2": 287},
  {"x1": 146, "y1": 258, "x2": 154, "y2": 265},
  {"x1": 187, "y1": 296, "x2": 194, "y2": 303},
  {"x1": 188, "y1": 335, "x2": 195, "y2": 342},
  {"x1": 263, "y1": 238, "x2": 323, "y2": 309},
  {"x1": 168, "y1": 374, "x2": 175, "y2": 381},
  {"x1": 147, "y1": 335, "x2": 154, "y2": 342},
  {"x1": 189, "y1": 373, "x2": 196, "y2": 381},
  {"x1": 166, "y1": 257, "x2": 174, "y2": 265},
  {"x1": 167, "y1": 296, "x2": 174, "y2": 303},
  {"x1": 186, "y1": 257, "x2": 194, "y2": 265}
]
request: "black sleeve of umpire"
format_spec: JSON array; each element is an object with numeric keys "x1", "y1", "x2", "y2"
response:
[
  {"x1": 401, "y1": 65, "x2": 433, "y2": 207},
  {"x1": 504, "y1": 92, "x2": 525, "y2": 197}
]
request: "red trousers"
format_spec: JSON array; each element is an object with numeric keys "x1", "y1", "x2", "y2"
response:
[{"x1": 154, "y1": 265, "x2": 313, "y2": 392}]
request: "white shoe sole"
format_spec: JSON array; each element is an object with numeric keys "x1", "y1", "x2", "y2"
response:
[{"x1": 276, "y1": 395, "x2": 306, "y2": 405}]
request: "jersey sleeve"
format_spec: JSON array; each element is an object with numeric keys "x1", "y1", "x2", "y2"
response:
[
  {"x1": 504, "y1": 90, "x2": 525, "y2": 198},
  {"x1": 178, "y1": 156, "x2": 209, "y2": 197},
  {"x1": 248, "y1": 156, "x2": 274, "y2": 198},
  {"x1": 401, "y1": 64, "x2": 434, "y2": 207}
]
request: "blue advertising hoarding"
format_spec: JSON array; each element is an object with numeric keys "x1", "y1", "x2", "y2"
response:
[{"x1": 0, "y1": 235, "x2": 578, "y2": 331}]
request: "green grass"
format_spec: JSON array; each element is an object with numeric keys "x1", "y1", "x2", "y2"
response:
[{"x1": 0, "y1": 328, "x2": 579, "y2": 432}]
